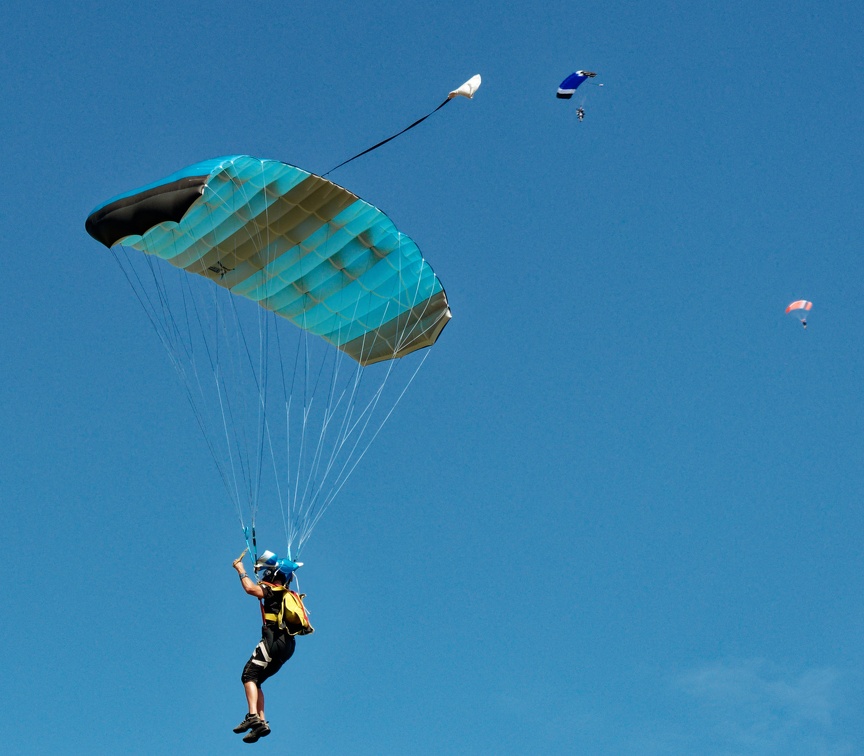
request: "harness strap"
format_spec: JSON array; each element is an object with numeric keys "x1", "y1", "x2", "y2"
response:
[{"x1": 259, "y1": 581, "x2": 287, "y2": 627}]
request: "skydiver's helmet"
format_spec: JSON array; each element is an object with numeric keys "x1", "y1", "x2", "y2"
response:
[
  {"x1": 254, "y1": 550, "x2": 278, "y2": 573},
  {"x1": 254, "y1": 550, "x2": 302, "y2": 585}
]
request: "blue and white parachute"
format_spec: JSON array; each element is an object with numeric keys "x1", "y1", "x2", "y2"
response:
[
  {"x1": 557, "y1": 70, "x2": 601, "y2": 121},
  {"x1": 556, "y1": 70, "x2": 597, "y2": 99}
]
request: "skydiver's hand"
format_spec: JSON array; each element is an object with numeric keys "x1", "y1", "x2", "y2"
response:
[{"x1": 233, "y1": 547, "x2": 249, "y2": 571}]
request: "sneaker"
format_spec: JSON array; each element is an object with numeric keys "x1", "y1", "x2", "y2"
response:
[
  {"x1": 243, "y1": 720, "x2": 269, "y2": 744},
  {"x1": 233, "y1": 713, "x2": 261, "y2": 734}
]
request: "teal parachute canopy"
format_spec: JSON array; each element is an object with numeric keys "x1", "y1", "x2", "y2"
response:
[
  {"x1": 86, "y1": 155, "x2": 451, "y2": 558},
  {"x1": 86, "y1": 155, "x2": 451, "y2": 366}
]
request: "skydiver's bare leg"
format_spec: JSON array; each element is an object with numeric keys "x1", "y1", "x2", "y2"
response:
[{"x1": 244, "y1": 681, "x2": 263, "y2": 716}]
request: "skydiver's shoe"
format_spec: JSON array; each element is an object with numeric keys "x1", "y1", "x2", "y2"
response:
[
  {"x1": 243, "y1": 719, "x2": 270, "y2": 743},
  {"x1": 233, "y1": 713, "x2": 262, "y2": 734}
]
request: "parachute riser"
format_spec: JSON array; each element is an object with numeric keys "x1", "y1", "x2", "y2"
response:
[{"x1": 243, "y1": 525, "x2": 259, "y2": 569}]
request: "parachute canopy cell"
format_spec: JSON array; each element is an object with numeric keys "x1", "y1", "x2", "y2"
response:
[
  {"x1": 85, "y1": 155, "x2": 451, "y2": 366},
  {"x1": 556, "y1": 71, "x2": 597, "y2": 99}
]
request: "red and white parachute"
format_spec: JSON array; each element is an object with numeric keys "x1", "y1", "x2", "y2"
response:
[{"x1": 785, "y1": 300, "x2": 812, "y2": 328}]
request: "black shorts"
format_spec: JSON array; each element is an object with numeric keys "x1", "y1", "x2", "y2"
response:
[{"x1": 241, "y1": 625, "x2": 296, "y2": 686}]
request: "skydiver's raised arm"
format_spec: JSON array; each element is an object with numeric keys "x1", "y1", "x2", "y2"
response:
[{"x1": 233, "y1": 550, "x2": 264, "y2": 598}]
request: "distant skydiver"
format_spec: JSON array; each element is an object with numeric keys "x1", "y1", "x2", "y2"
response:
[
  {"x1": 785, "y1": 300, "x2": 812, "y2": 329},
  {"x1": 557, "y1": 71, "x2": 599, "y2": 123},
  {"x1": 232, "y1": 549, "x2": 310, "y2": 743}
]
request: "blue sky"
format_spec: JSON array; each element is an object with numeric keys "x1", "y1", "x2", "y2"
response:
[{"x1": 3, "y1": 0, "x2": 864, "y2": 753}]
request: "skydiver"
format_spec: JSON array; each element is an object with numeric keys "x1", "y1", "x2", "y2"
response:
[
  {"x1": 577, "y1": 107, "x2": 585, "y2": 121},
  {"x1": 802, "y1": 319, "x2": 807, "y2": 329},
  {"x1": 231, "y1": 549, "x2": 300, "y2": 743}
]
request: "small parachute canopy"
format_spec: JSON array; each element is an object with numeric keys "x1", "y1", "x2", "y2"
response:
[
  {"x1": 449, "y1": 74, "x2": 482, "y2": 99},
  {"x1": 785, "y1": 300, "x2": 813, "y2": 315},
  {"x1": 557, "y1": 70, "x2": 597, "y2": 99}
]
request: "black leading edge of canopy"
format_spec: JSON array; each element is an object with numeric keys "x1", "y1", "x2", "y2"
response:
[{"x1": 85, "y1": 175, "x2": 209, "y2": 248}]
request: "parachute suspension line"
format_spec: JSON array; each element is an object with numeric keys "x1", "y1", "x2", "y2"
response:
[
  {"x1": 250, "y1": 279, "x2": 291, "y2": 546},
  {"x1": 184, "y1": 247, "x2": 252, "y2": 530},
  {"x1": 253, "y1": 170, "x2": 287, "y2": 536},
  {"x1": 295, "y1": 365, "x2": 393, "y2": 553},
  {"x1": 284, "y1": 388, "x2": 295, "y2": 552},
  {"x1": 295, "y1": 344, "x2": 430, "y2": 554},
  {"x1": 293, "y1": 233, "x2": 433, "y2": 556},
  {"x1": 261, "y1": 212, "x2": 344, "y2": 559},
  {"x1": 277, "y1": 217, "x2": 378, "y2": 555},
  {"x1": 271, "y1": 319, "x2": 294, "y2": 559},
  {"x1": 283, "y1": 302, "x2": 328, "y2": 552},
  {"x1": 323, "y1": 97, "x2": 453, "y2": 176},
  {"x1": 223, "y1": 175, "x2": 261, "y2": 531},
  {"x1": 242, "y1": 175, "x2": 274, "y2": 533},
  {"x1": 109, "y1": 245, "x2": 248, "y2": 532},
  {"x1": 170, "y1": 283, "x2": 247, "y2": 523},
  {"x1": 173, "y1": 214, "x2": 256, "y2": 527},
  {"x1": 199, "y1": 167, "x2": 277, "y2": 534},
  {"x1": 111, "y1": 245, "x2": 231, "y2": 497},
  {"x1": 294, "y1": 305, "x2": 338, "y2": 514},
  {"x1": 288, "y1": 305, "x2": 357, "y2": 552},
  {"x1": 261, "y1": 201, "x2": 312, "y2": 558},
  {"x1": 288, "y1": 260, "x2": 347, "y2": 548},
  {"x1": 314, "y1": 269, "x2": 404, "y2": 477},
  {"x1": 112, "y1": 245, "x2": 186, "y2": 365},
  {"x1": 294, "y1": 345, "x2": 358, "y2": 544},
  {"x1": 314, "y1": 347, "x2": 364, "y2": 476},
  {"x1": 196, "y1": 165, "x2": 294, "y2": 552},
  {"x1": 213, "y1": 291, "x2": 252, "y2": 526},
  {"x1": 291, "y1": 283, "x2": 381, "y2": 553},
  {"x1": 316, "y1": 234, "x2": 434, "y2": 502},
  {"x1": 221, "y1": 170, "x2": 288, "y2": 538},
  {"x1": 178, "y1": 259, "x2": 248, "y2": 526},
  {"x1": 254, "y1": 308, "x2": 294, "y2": 553},
  {"x1": 296, "y1": 282, "x2": 363, "y2": 517},
  {"x1": 279, "y1": 300, "x2": 320, "y2": 553},
  {"x1": 242, "y1": 290, "x2": 267, "y2": 529},
  {"x1": 292, "y1": 300, "x2": 381, "y2": 551},
  {"x1": 392, "y1": 232, "x2": 443, "y2": 355},
  {"x1": 300, "y1": 348, "x2": 432, "y2": 554},
  {"x1": 282, "y1": 325, "x2": 304, "y2": 551},
  {"x1": 205, "y1": 211, "x2": 257, "y2": 528},
  {"x1": 292, "y1": 368, "x2": 364, "y2": 552},
  {"x1": 212, "y1": 167, "x2": 294, "y2": 540},
  {"x1": 293, "y1": 329, "x2": 337, "y2": 521}
]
